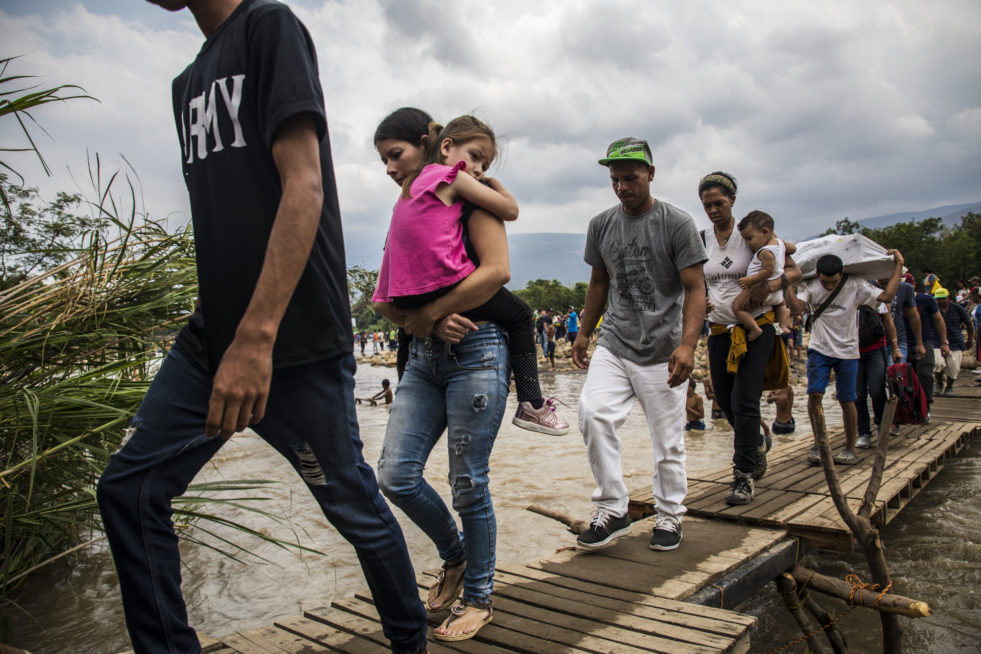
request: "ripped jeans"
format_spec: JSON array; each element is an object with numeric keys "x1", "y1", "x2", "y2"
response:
[
  {"x1": 97, "y1": 345, "x2": 427, "y2": 654},
  {"x1": 377, "y1": 324, "x2": 509, "y2": 607}
]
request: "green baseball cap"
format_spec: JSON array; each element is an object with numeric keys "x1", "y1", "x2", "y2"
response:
[
  {"x1": 598, "y1": 137, "x2": 653, "y2": 166},
  {"x1": 933, "y1": 287, "x2": 949, "y2": 299}
]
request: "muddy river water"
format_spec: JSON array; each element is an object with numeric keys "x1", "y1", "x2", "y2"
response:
[{"x1": 7, "y1": 361, "x2": 981, "y2": 652}]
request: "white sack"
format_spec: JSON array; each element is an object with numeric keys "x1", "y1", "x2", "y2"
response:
[{"x1": 794, "y1": 233, "x2": 894, "y2": 280}]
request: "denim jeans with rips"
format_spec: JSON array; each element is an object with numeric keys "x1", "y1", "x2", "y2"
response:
[
  {"x1": 377, "y1": 324, "x2": 509, "y2": 608},
  {"x1": 97, "y1": 345, "x2": 428, "y2": 654}
]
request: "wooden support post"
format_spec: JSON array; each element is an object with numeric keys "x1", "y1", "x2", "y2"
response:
[
  {"x1": 791, "y1": 566, "x2": 930, "y2": 618},
  {"x1": 809, "y1": 396, "x2": 908, "y2": 651},
  {"x1": 776, "y1": 573, "x2": 832, "y2": 654},
  {"x1": 802, "y1": 594, "x2": 849, "y2": 654}
]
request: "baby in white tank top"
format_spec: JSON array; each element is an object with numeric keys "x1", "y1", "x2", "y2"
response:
[{"x1": 733, "y1": 210, "x2": 796, "y2": 341}]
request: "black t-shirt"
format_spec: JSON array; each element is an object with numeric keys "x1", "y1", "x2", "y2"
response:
[{"x1": 171, "y1": 0, "x2": 352, "y2": 372}]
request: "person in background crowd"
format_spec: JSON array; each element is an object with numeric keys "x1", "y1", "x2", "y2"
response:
[
  {"x1": 535, "y1": 310, "x2": 547, "y2": 352},
  {"x1": 685, "y1": 379, "x2": 705, "y2": 430},
  {"x1": 854, "y1": 301, "x2": 899, "y2": 449},
  {"x1": 357, "y1": 378, "x2": 394, "y2": 406},
  {"x1": 955, "y1": 280, "x2": 969, "y2": 306},
  {"x1": 922, "y1": 268, "x2": 942, "y2": 295},
  {"x1": 567, "y1": 305, "x2": 580, "y2": 345},
  {"x1": 703, "y1": 376, "x2": 723, "y2": 420},
  {"x1": 882, "y1": 273, "x2": 924, "y2": 365},
  {"x1": 767, "y1": 386, "x2": 796, "y2": 434},
  {"x1": 911, "y1": 286, "x2": 949, "y2": 414},
  {"x1": 970, "y1": 286, "x2": 981, "y2": 364},
  {"x1": 545, "y1": 319, "x2": 557, "y2": 369},
  {"x1": 933, "y1": 288, "x2": 974, "y2": 395}
]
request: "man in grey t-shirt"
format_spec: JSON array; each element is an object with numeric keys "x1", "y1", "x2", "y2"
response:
[{"x1": 571, "y1": 138, "x2": 706, "y2": 553}]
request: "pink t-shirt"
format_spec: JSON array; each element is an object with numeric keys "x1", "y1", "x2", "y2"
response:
[{"x1": 372, "y1": 162, "x2": 477, "y2": 302}]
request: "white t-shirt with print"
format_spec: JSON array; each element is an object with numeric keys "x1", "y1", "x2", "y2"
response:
[
  {"x1": 797, "y1": 277, "x2": 882, "y2": 359},
  {"x1": 704, "y1": 231, "x2": 767, "y2": 326}
]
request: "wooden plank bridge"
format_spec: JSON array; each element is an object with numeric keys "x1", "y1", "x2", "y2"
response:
[{"x1": 133, "y1": 377, "x2": 981, "y2": 653}]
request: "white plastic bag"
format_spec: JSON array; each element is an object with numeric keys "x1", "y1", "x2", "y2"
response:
[{"x1": 794, "y1": 233, "x2": 894, "y2": 280}]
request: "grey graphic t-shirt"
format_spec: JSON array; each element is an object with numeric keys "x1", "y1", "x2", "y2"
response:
[{"x1": 584, "y1": 200, "x2": 706, "y2": 365}]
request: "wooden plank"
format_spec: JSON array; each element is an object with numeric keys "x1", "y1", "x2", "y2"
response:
[
  {"x1": 534, "y1": 549, "x2": 696, "y2": 599},
  {"x1": 492, "y1": 569, "x2": 750, "y2": 637},
  {"x1": 219, "y1": 632, "x2": 284, "y2": 654},
  {"x1": 490, "y1": 571, "x2": 743, "y2": 650},
  {"x1": 227, "y1": 625, "x2": 329, "y2": 654},
  {"x1": 275, "y1": 615, "x2": 390, "y2": 654},
  {"x1": 497, "y1": 564, "x2": 754, "y2": 628},
  {"x1": 341, "y1": 594, "x2": 535, "y2": 654},
  {"x1": 304, "y1": 605, "x2": 393, "y2": 649},
  {"x1": 485, "y1": 592, "x2": 722, "y2": 653}
]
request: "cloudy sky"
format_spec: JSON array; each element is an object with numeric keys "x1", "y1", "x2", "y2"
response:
[{"x1": 2, "y1": 0, "x2": 980, "y2": 267}]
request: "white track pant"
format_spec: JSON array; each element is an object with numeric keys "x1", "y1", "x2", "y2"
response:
[{"x1": 578, "y1": 345, "x2": 688, "y2": 521}]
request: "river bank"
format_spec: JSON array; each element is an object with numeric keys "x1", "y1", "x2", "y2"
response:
[{"x1": 5, "y1": 353, "x2": 980, "y2": 653}]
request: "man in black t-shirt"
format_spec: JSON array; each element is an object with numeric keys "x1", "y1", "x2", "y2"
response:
[{"x1": 97, "y1": 2, "x2": 428, "y2": 652}]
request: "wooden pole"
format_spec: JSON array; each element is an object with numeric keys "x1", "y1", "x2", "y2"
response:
[
  {"x1": 808, "y1": 396, "x2": 907, "y2": 651},
  {"x1": 802, "y1": 594, "x2": 849, "y2": 654},
  {"x1": 776, "y1": 573, "x2": 833, "y2": 654},
  {"x1": 790, "y1": 567, "x2": 930, "y2": 618},
  {"x1": 526, "y1": 503, "x2": 591, "y2": 535}
]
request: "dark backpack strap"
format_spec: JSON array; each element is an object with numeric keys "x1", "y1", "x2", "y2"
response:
[{"x1": 806, "y1": 274, "x2": 849, "y2": 331}]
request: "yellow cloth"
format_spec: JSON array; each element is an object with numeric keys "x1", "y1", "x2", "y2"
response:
[{"x1": 709, "y1": 311, "x2": 788, "y2": 389}]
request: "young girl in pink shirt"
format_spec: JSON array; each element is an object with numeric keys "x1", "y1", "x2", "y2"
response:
[{"x1": 373, "y1": 115, "x2": 568, "y2": 435}]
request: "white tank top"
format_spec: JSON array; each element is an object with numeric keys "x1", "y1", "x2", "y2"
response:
[{"x1": 702, "y1": 228, "x2": 769, "y2": 326}]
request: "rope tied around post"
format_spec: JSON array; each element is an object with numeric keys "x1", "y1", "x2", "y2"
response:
[{"x1": 845, "y1": 572, "x2": 893, "y2": 608}]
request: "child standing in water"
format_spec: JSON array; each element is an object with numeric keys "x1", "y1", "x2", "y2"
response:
[
  {"x1": 732, "y1": 210, "x2": 795, "y2": 340},
  {"x1": 373, "y1": 115, "x2": 569, "y2": 435}
]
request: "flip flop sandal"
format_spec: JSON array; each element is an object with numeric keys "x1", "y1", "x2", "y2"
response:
[
  {"x1": 427, "y1": 557, "x2": 466, "y2": 612},
  {"x1": 434, "y1": 601, "x2": 493, "y2": 642}
]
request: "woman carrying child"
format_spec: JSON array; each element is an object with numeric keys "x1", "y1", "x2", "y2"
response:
[
  {"x1": 698, "y1": 172, "x2": 801, "y2": 506},
  {"x1": 371, "y1": 111, "x2": 558, "y2": 641}
]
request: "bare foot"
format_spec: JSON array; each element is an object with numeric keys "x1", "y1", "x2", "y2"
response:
[
  {"x1": 427, "y1": 558, "x2": 466, "y2": 611},
  {"x1": 434, "y1": 603, "x2": 492, "y2": 641}
]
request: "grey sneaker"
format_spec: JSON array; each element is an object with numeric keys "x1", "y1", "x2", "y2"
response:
[
  {"x1": 725, "y1": 470, "x2": 754, "y2": 505},
  {"x1": 576, "y1": 510, "x2": 631, "y2": 550},
  {"x1": 649, "y1": 515, "x2": 682, "y2": 551},
  {"x1": 856, "y1": 433, "x2": 874, "y2": 449},
  {"x1": 513, "y1": 398, "x2": 571, "y2": 435},
  {"x1": 833, "y1": 448, "x2": 858, "y2": 465},
  {"x1": 807, "y1": 445, "x2": 822, "y2": 466}
]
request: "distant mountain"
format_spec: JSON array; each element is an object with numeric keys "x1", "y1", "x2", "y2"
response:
[{"x1": 805, "y1": 201, "x2": 981, "y2": 239}]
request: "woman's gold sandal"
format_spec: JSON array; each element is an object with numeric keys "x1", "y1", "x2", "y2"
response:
[
  {"x1": 427, "y1": 557, "x2": 466, "y2": 612},
  {"x1": 434, "y1": 600, "x2": 493, "y2": 642}
]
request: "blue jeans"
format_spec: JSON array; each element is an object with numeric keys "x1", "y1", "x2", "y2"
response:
[
  {"x1": 97, "y1": 345, "x2": 427, "y2": 654},
  {"x1": 377, "y1": 324, "x2": 509, "y2": 607},
  {"x1": 855, "y1": 347, "x2": 888, "y2": 435}
]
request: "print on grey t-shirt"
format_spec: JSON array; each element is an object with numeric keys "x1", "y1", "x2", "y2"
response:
[{"x1": 612, "y1": 239, "x2": 658, "y2": 312}]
